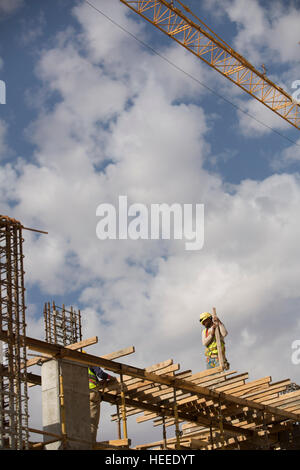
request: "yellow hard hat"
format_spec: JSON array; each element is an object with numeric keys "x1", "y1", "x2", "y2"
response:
[{"x1": 199, "y1": 312, "x2": 212, "y2": 324}]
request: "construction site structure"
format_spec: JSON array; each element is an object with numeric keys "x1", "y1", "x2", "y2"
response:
[
  {"x1": 1, "y1": 215, "x2": 300, "y2": 451},
  {"x1": 44, "y1": 301, "x2": 82, "y2": 347},
  {"x1": 18, "y1": 333, "x2": 300, "y2": 450},
  {"x1": 120, "y1": 0, "x2": 300, "y2": 130},
  {"x1": 0, "y1": 216, "x2": 29, "y2": 449}
]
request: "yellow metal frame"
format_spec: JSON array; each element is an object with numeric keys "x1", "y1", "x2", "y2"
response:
[{"x1": 120, "y1": 0, "x2": 300, "y2": 130}]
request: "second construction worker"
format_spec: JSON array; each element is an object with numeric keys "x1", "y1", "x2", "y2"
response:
[
  {"x1": 199, "y1": 312, "x2": 229, "y2": 370},
  {"x1": 83, "y1": 351, "x2": 118, "y2": 444}
]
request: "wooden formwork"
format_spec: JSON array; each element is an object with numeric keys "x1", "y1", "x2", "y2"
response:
[
  {"x1": 105, "y1": 361, "x2": 300, "y2": 450},
  {"x1": 2, "y1": 329, "x2": 300, "y2": 450}
]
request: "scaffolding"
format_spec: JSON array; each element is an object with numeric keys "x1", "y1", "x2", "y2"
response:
[
  {"x1": 0, "y1": 215, "x2": 29, "y2": 449},
  {"x1": 1, "y1": 213, "x2": 300, "y2": 450},
  {"x1": 44, "y1": 301, "x2": 82, "y2": 347},
  {"x1": 23, "y1": 338, "x2": 300, "y2": 450}
]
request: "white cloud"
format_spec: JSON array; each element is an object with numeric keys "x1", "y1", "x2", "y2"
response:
[
  {"x1": 271, "y1": 137, "x2": 300, "y2": 169},
  {"x1": 19, "y1": 10, "x2": 46, "y2": 46},
  {"x1": 203, "y1": 0, "x2": 300, "y2": 135},
  {"x1": 205, "y1": 0, "x2": 300, "y2": 64},
  {"x1": 0, "y1": 0, "x2": 23, "y2": 16},
  {"x1": 234, "y1": 97, "x2": 292, "y2": 136}
]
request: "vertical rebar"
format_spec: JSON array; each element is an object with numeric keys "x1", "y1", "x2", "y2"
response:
[
  {"x1": 78, "y1": 309, "x2": 82, "y2": 344},
  {"x1": 43, "y1": 304, "x2": 48, "y2": 343},
  {"x1": 162, "y1": 415, "x2": 167, "y2": 449},
  {"x1": 58, "y1": 361, "x2": 67, "y2": 449},
  {"x1": 19, "y1": 229, "x2": 28, "y2": 448},
  {"x1": 173, "y1": 387, "x2": 181, "y2": 450},
  {"x1": 116, "y1": 404, "x2": 121, "y2": 439},
  {"x1": 44, "y1": 302, "x2": 82, "y2": 347},
  {"x1": 209, "y1": 422, "x2": 214, "y2": 450},
  {"x1": 62, "y1": 304, "x2": 66, "y2": 347},
  {"x1": 218, "y1": 399, "x2": 225, "y2": 448},
  {"x1": 120, "y1": 373, "x2": 128, "y2": 439},
  {"x1": 0, "y1": 216, "x2": 29, "y2": 449}
]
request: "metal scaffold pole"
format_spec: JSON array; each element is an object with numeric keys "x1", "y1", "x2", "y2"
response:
[{"x1": 0, "y1": 216, "x2": 29, "y2": 449}]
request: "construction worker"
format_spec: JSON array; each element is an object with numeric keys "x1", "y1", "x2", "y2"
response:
[
  {"x1": 82, "y1": 351, "x2": 118, "y2": 444},
  {"x1": 199, "y1": 312, "x2": 229, "y2": 370}
]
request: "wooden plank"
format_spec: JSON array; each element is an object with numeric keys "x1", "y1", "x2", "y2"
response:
[
  {"x1": 136, "y1": 412, "x2": 159, "y2": 423},
  {"x1": 128, "y1": 369, "x2": 191, "y2": 400},
  {"x1": 182, "y1": 421, "x2": 206, "y2": 431},
  {"x1": 228, "y1": 377, "x2": 272, "y2": 396},
  {"x1": 93, "y1": 441, "x2": 131, "y2": 450},
  {"x1": 285, "y1": 404, "x2": 300, "y2": 413},
  {"x1": 242, "y1": 380, "x2": 291, "y2": 400},
  {"x1": 121, "y1": 359, "x2": 173, "y2": 385},
  {"x1": 28, "y1": 427, "x2": 62, "y2": 439},
  {"x1": 1, "y1": 366, "x2": 41, "y2": 386},
  {"x1": 26, "y1": 336, "x2": 98, "y2": 368},
  {"x1": 213, "y1": 379, "x2": 247, "y2": 393},
  {"x1": 114, "y1": 364, "x2": 180, "y2": 407},
  {"x1": 133, "y1": 385, "x2": 188, "y2": 419},
  {"x1": 101, "y1": 346, "x2": 135, "y2": 360},
  {"x1": 184, "y1": 438, "x2": 208, "y2": 449},
  {"x1": 189, "y1": 369, "x2": 238, "y2": 386},
  {"x1": 130, "y1": 369, "x2": 219, "y2": 404},
  {"x1": 153, "y1": 417, "x2": 177, "y2": 427},
  {"x1": 133, "y1": 372, "x2": 246, "y2": 415},
  {"x1": 14, "y1": 332, "x2": 299, "y2": 423},
  {"x1": 278, "y1": 398, "x2": 300, "y2": 409},
  {"x1": 177, "y1": 395, "x2": 201, "y2": 407},
  {"x1": 125, "y1": 364, "x2": 180, "y2": 391},
  {"x1": 103, "y1": 391, "x2": 256, "y2": 437},
  {"x1": 138, "y1": 435, "x2": 208, "y2": 450},
  {"x1": 146, "y1": 374, "x2": 249, "y2": 415},
  {"x1": 250, "y1": 386, "x2": 291, "y2": 402},
  {"x1": 212, "y1": 307, "x2": 225, "y2": 369},
  {"x1": 98, "y1": 439, "x2": 131, "y2": 447},
  {"x1": 254, "y1": 393, "x2": 279, "y2": 403},
  {"x1": 241, "y1": 386, "x2": 283, "y2": 400},
  {"x1": 104, "y1": 362, "x2": 181, "y2": 415},
  {"x1": 110, "y1": 363, "x2": 181, "y2": 420},
  {"x1": 261, "y1": 389, "x2": 300, "y2": 406},
  {"x1": 181, "y1": 366, "x2": 225, "y2": 381}
]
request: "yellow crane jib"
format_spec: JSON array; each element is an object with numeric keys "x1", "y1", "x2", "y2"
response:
[{"x1": 120, "y1": 0, "x2": 300, "y2": 130}]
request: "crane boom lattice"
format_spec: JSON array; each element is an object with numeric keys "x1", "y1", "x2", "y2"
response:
[{"x1": 120, "y1": 0, "x2": 300, "y2": 130}]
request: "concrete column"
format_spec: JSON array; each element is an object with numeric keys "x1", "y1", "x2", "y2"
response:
[{"x1": 41, "y1": 359, "x2": 92, "y2": 449}]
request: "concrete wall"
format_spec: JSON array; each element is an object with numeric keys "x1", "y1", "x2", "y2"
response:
[{"x1": 41, "y1": 359, "x2": 92, "y2": 450}]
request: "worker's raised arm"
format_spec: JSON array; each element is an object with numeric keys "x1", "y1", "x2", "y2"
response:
[
  {"x1": 213, "y1": 316, "x2": 228, "y2": 338},
  {"x1": 218, "y1": 321, "x2": 228, "y2": 338}
]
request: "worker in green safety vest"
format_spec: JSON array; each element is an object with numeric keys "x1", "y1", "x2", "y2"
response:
[
  {"x1": 82, "y1": 351, "x2": 118, "y2": 445},
  {"x1": 199, "y1": 312, "x2": 229, "y2": 370}
]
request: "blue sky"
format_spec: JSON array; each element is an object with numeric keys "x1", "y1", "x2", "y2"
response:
[{"x1": 1, "y1": 0, "x2": 300, "y2": 445}]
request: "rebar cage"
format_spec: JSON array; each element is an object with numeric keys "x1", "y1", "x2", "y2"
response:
[
  {"x1": 44, "y1": 302, "x2": 82, "y2": 347},
  {"x1": 0, "y1": 215, "x2": 29, "y2": 449}
]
